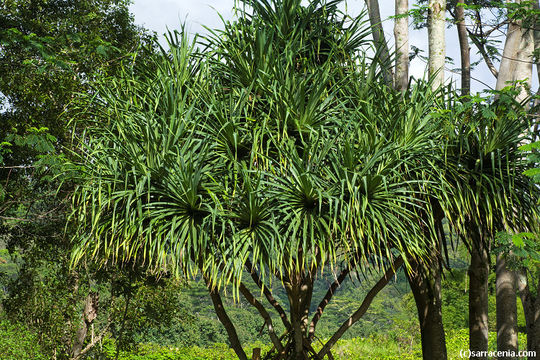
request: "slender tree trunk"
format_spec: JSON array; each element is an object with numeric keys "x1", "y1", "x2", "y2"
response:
[
  {"x1": 428, "y1": 0, "x2": 446, "y2": 89},
  {"x1": 394, "y1": 0, "x2": 409, "y2": 92},
  {"x1": 455, "y1": 0, "x2": 470, "y2": 96},
  {"x1": 468, "y1": 233, "x2": 490, "y2": 358},
  {"x1": 496, "y1": 254, "x2": 518, "y2": 358},
  {"x1": 206, "y1": 279, "x2": 248, "y2": 360},
  {"x1": 518, "y1": 269, "x2": 540, "y2": 359},
  {"x1": 365, "y1": 0, "x2": 393, "y2": 84},
  {"x1": 533, "y1": 0, "x2": 540, "y2": 136},
  {"x1": 407, "y1": 258, "x2": 447, "y2": 360}
]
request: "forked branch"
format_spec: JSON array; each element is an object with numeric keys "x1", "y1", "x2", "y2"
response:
[{"x1": 318, "y1": 256, "x2": 404, "y2": 359}]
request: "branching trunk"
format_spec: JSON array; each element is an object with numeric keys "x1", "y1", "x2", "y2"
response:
[
  {"x1": 407, "y1": 257, "x2": 447, "y2": 360},
  {"x1": 71, "y1": 292, "x2": 99, "y2": 359},
  {"x1": 394, "y1": 0, "x2": 409, "y2": 92},
  {"x1": 496, "y1": 254, "x2": 518, "y2": 358},
  {"x1": 246, "y1": 259, "x2": 292, "y2": 331},
  {"x1": 428, "y1": 0, "x2": 446, "y2": 89},
  {"x1": 239, "y1": 282, "x2": 285, "y2": 354},
  {"x1": 317, "y1": 256, "x2": 404, "y2": 359},
  {"x1": 468, "y1": 232, "x2": 490, "y2": 358}
]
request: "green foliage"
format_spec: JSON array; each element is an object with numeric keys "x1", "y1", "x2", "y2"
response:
[{"x1": 0, "y1": 318, "x2": 47, "y2": 360}]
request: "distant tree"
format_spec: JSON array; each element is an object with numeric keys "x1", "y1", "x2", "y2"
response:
[{"x1": 0, "y1": 1, "x2": 156, "y2": 358}]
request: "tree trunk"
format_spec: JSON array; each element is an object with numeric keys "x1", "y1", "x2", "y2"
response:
[
  {"x1": 494, "y1": 3, "x2": 533, "y2": 354},
  {"x1": 496, "y1": 254, "x2": 518, "y2": 358},
  {"x1": 428, "y1": 0, "x2": 446, "y2": 89},
  {"x1": 365, "y1": 0, "x2": 393, "y2": 84},
  {"x1": 407, "y1": 258, "x2": 447, "y2": 360},
  {"x1": 518, "y1": 269, "x2": 540, "y2": 359},
  {"x1": 71, "y1": 292, "x2": 99, "y2": 359},
  {"x1": 206, "y1": 280, "x2": 248, "y2": 360},
  {"x1": 394, "y1": 0, "x2": 409, "y2": 92},
  {"x1": 455, "y1": 0, "x2": 470, "y2": 96},
  {"x1": 285, "y1": 269, "x2": 312, "y2": 360},
  {"x1": 468, "y1": 234, "x2": 490, "y2": 358},
  {"x1": 495, "y1": 0, "x2": 534, "y2": 102}
]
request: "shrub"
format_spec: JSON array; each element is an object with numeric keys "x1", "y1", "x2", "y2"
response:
[{"x1": 0, "y1": 318, "x2": 46, "y2": 360}]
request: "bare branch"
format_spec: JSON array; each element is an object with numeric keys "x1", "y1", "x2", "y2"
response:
[
  {"x1": 318, "y1": 256, "x2": 404, "y2": 359},
  {"x1": 239, "y1": 282, "x2": 285, "y2": 354},
  {"x1": 245, "y1": 259, "x2": 292, "y2": 331},
  {"x1": 468, "y1": 30, "x2": 499, "y2": 78},
  {"x1": 71, "y1": 321, "x2": 111, "y2": 360},
  {"x1": 308, "y1": 267, "x2": 350, "y2": 340}
]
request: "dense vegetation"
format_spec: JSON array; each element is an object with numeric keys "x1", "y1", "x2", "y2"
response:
[{"x1": 0, "y1": 0, "x2": 539, "y2": 359}]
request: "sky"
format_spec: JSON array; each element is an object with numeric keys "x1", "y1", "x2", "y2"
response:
[{"x1": 128, "y1": 0, "x2": 499, "y2": 93}]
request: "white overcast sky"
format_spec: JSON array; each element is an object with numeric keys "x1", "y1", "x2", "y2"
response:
[{"x1": 129, "y1": 0, "x2": 500, "y2": 93}]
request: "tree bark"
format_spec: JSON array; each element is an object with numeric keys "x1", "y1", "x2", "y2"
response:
[
  {"x1": 468, "y1": 234, "x2": 490, "y2": 359},
  {"x1": 365, "y1": 0, "x2": 393, "y2": 84},
  {"x1": 455, "y1": 0, "x2": 470, "y2": 96},
  {"x1": 71, "y1": 292, "x2": 99, "y2": 359},
  {"x1": 239, "y1": 282, "x2": 285, "y2": 354},
  {"x1": 533, "y1": 0, "x2": 540, "y2": 136},
  {"x1": 494, "y1": 3, "x2": 533, "y2": 354},
  {"x1": 428, "y1": 0, "x2": 446, "y2": 89},
  {"x1": 517, "y1": 269, "x2": 540, "y2": 359},
  {"x1": 246, "y1": 259, "x2": 292, "y2": 331},
  {"x1": 394, "y1": 0, "x2": 409, "y2": 92},
  {"x1": 495, "y1": 0, "x2": 534, "y2": 102},
  {"x1": 496, "y1": 254, "x2": 518, "y2": 358},
  {"x1": 309, "y1": 267, "x2": 350, "y2": 340},
  {"x1": 206, "y1": 280, "x2": 248, "y2": 360},
  {"x1": 407, "y1": 258, "x2": 447, "y2": 360}
]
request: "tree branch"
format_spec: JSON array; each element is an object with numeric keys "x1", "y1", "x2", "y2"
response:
[
  {"x1": 239, "y1": 282, "x2": 285, "y2": 354},
  {"x1": 308, "y1": 267, "x2": 350, "y2": 340},
  {"x1": 205, "y1": 276, "x2": 248, "y2": 360},
  {"x1": 245, "y1": 259, "x2": 292, "y2": 331},
  {"x1": 318, "y1": 256, "x2": 404, "y2": 359},
  {"x1": 71, "y1": 320, "x2": 111, "y2": 360},
  {"x1": 467, "y1": 30, "x2": 499, "y2": 78}
]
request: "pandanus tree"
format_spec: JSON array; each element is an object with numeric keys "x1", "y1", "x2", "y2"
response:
[
  {"x1": 439, "y1": 91, "x2": 539, "y2": 359},
  {"x1": 70, "y1": 1, "x2": 451, "y2": 359}
]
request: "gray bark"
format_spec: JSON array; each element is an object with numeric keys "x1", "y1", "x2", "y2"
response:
[
  {"x1": 206, "y1": 279, "x2": 248, "y2": 360},
  {"x1": 428, "y1": 0, "x2": 446, "y2": 89},
  {"x1": 408, "y1": 257, "x2": 447, "y2": 360},
  {"x1": 496, "y1": 254, "x2": 519, "y2": 358},
  {"x1": 517, "y1": 269, "x2": 540, "y2": 359},
  {"x1": 495, "y1": 0, "x2": 534, "y2": 102},
  {"x1": 394, "y1": 0, "x2": 409, "y2": 92},
  {"x1": 318, "y1": 256, "x2": 404, "y2": 359},
  {"x1": 71, "y1": 293, "x2": 99, "y2": 359}
]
